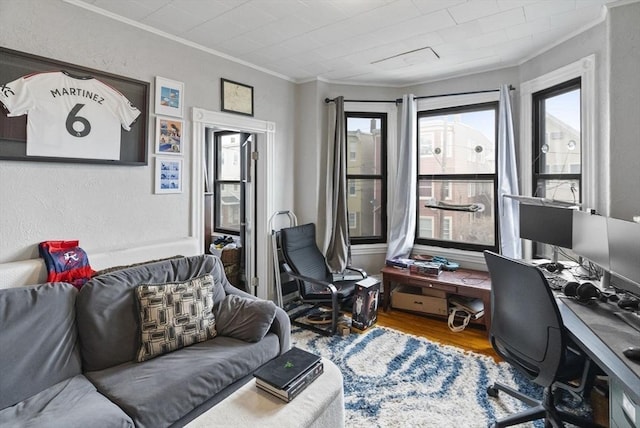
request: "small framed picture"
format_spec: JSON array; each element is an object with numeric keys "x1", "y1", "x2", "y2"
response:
[
  {"x1": 221, "y1": 78, "x2": 253, "y2": 116},
  {"x1": 155, "y1": 116, "x2": 184, "y2": 155},
  {"x1": 155, "y1": 157, "x2": 183, "y2": 194},
  {"x1": 155, "y1": 77, "x2": 184, "y2": 117}
]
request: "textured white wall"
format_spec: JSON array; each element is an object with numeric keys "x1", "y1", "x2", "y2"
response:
[{"x1": 0, "y1": 0, "x2": 295, "y2": 263}]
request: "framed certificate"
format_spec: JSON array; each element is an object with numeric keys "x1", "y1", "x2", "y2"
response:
[{"x1": 221, "y1": 78, "x2": 253, "y2": 116}]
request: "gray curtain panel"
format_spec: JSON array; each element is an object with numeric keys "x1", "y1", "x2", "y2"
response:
[
  {"x1": 323, "y1": 96, "x2": 350, "y2": 273},
  {"x1": 386, "y1": 94, "x2": 417, "y2": 260},
  {"x1": 498, "y1": 84, "x2": 522, "y2": 258}
]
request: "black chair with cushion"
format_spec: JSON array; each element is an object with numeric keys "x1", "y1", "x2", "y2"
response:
[
  {"x1": 483, "y1": 251, "x2": 601, "y2": 428},
  {"x1": 279, "y1": 223, "x2": 366, "y2": 335}
]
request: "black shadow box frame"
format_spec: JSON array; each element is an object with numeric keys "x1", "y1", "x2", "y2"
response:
[{"x1": 0, "y1": 46, "x2": 150, "y2": 165}]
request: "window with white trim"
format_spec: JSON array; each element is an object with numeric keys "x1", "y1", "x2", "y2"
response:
[
  {"x1": 520, "y1": 55, "x2": 598, "y2": 259},
  {"x1": 416, "y1": 103, "x2": 498, "y2": 252},
  {"x1": 345, "y1": 112, "x2": 387, "y2": 244},
  {"x1": 532, "y1": 78, "x2": 582, "y2": 206}
]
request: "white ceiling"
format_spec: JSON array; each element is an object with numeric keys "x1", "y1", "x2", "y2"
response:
[{"x1": 69, "y1": 0, "x2": 617, "y2": 86}]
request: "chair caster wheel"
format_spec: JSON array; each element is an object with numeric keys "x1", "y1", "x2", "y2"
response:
[
  {"x1": 487, "y1": 386, "x2": 499, "y2": 397},
  {"x1": 552, "y1": 388, "x2": 564, "y2": 406}
]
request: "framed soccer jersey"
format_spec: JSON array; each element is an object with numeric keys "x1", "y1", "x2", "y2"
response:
[
  {"x1": 0, "y1": 47, "x2": 149, "y2": 165},
  {"x1": 1, "y1": 71, "x2": 140, "y2": 160}
]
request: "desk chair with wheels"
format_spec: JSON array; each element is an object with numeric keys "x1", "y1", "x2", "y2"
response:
[
  {"x1": 279, "y1": 223, "x2": 366, "y2": 335},
  {"x1": 483, "y1": 251, "x2": 600, "y2": 428}
]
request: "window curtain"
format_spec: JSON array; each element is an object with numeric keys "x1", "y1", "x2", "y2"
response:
[
  {"x1": 498, "y1": 84, "x2": 522, "y2": 258},
  {"x1": 323, "y1": 96, "x2": 350, "y2": 272},
  {"x1": 386, "y1": 94, "x2": 417, "y2": 260}
]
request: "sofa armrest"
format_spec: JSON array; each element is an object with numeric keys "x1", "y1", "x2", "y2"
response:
[
  {"x1": 222, "y1": 281, "x2": 291, "y2": 355},
  {"x1": 266, "y1": 305, "x2": 291, "y2": 355}
]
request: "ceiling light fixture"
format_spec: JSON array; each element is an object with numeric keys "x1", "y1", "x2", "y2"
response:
[{"x1": 370, "y1": 46, "x2": 440, "y2": 65}]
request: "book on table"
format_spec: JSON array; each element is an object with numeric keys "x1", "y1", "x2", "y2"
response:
[
  {"x1": 253, "y1": 346, "x2": 323, "y2": 402},
  {"x1": 256, "y1": 360, "x2": 324, "y2": 402}
]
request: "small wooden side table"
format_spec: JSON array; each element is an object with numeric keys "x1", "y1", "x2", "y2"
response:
[{"x1": 381, "y1": 266, "x2": 492, "y2": 332}]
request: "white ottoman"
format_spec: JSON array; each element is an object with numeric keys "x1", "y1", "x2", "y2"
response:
[{"x1": 186, "y1": 357, "x2": 345, "y2": 428}]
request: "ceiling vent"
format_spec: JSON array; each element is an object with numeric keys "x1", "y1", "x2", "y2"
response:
[{"x1": 371, "y1": 46, "x2": 440, "y2": 67}]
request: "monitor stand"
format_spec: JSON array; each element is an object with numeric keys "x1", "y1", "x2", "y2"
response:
[
  {"x1": 600, "y1": 270, "x2": 611, "y2": 291},
  {"x1": 540, "y1": 246, "x2": 564, "y2": 273}
]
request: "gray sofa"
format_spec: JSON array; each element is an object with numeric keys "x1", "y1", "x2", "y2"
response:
[{"x1": 0, "y1": 254, "x2": 291, "y2": 428}]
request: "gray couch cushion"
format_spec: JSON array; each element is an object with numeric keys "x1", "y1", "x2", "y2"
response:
[
  {"x1": 85, "y1": 334, "x2": 280, "y2": 428},
  {"x1": 0, "y1": 374, "x2": 133, "y2": 428},
  {"x1": 0, "y1": 282, "x2": 82, "y2": 410},
  {"x1": 216, "y1": 294, "x2": 277, "y2": 342},
  {"x1": 77, "y1": 255, "x2": 227, "y2": 371}
]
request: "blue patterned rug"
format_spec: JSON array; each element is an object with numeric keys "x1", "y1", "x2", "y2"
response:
[{"x1": 291, "y1": 325, "x2": 592, "y2": 428}]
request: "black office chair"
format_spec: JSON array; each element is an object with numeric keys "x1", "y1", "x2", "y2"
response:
[
  {"x1": 483, "y1": 251, "x2": 600, "y2": 428},
  {"x1": 279, "y1": 223, "x2": 366, "y2": 335}
]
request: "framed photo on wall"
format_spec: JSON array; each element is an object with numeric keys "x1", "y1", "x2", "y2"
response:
[
  {"x1": 221, "y1": 78, "x2": 253, "y2": 116},
  {"x1": 155, "y1": 116, "x2": 184, "y2": 155},
  {"x1": 155, "y1": 77, "x2": 184, "y2": 118},
  {"x1": 155, "y1": 157, "x2": 183, "y2": 194}
]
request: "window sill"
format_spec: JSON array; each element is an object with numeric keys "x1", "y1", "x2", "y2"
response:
[{"x1": 350, "y1": 243, "x2": 487, "y2": 271}]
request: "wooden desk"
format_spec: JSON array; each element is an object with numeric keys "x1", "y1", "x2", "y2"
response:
[{"x1": 381, "y1": 266, "x2": 492, "y2": 332}]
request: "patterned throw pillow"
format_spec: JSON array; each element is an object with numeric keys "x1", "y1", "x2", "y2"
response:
[{"x1": 135, "y1": 274, "x2": 217, "y2": 362}]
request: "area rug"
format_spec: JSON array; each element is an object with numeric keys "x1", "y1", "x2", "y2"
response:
[{"x1": 291, "y1": 325, "x2": 591, "y2": 428}]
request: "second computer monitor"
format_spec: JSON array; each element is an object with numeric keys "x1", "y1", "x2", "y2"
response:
[
  {"x1": 572, "y1": 211, "x2": 609, "y2": 269},
  {"x1": 607, "y1": 217, "x2": 640, "y2": 292}
]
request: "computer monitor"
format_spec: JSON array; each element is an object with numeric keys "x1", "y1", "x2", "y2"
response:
[
  {"x1": 572, "y1": 211, "x2": 609, "y2": 269},
  {"x1": 607, "y1": 217, "x2": 640, "y2": 298},
  {"x1": 519, "y1": 204, "x2": 574, "y2": 266}
]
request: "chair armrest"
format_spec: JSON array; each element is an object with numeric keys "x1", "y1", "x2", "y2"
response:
[
  {"x1": 285, "y1": 271, "x2": 339, "y2": 295},
  {"x1": 344, "y1": 266, "x2": 367, "y2": 278}
]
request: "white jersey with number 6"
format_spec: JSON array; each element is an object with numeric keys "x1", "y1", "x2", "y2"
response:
[{"x1": 0, "y1": 71, "x2": 141, "y2": 160}]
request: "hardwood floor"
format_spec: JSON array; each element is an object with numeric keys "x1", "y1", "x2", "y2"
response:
[
  {"x1": 376, "y1": 308, "x2": 499, "y2": 360},
  {"x1": 374, "y1": 308, "x2": 609, "y2": 427}
]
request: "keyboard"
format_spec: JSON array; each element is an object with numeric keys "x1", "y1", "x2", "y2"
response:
[
  {"x1": 546, "y1": 275, "x2": 569, "y2": 290},
  {"x1": 615, "y1": 311, "x2": 640, "y2": 333}
]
